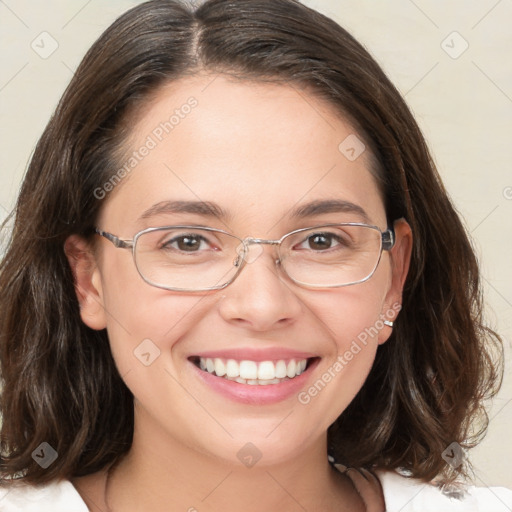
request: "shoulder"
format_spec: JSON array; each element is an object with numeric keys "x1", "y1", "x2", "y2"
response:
[
  {"x1": 0, "y1": 479, "x2": 88, "y2": 511},
  {"x1": 376, "y1": 469, "x2": 512, "y2": 512}
]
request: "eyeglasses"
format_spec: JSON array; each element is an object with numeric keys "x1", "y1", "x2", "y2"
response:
[{"x1": 95, "y1": 223, "x2": 395, "y2": 292}]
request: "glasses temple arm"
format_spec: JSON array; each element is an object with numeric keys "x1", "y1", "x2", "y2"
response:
[
  {"x1": 382, "y1": 227, "x2": 395, "y2": 251},
  {"x1": 95, "y1": 229, "x2": 134, "y2": 249}
]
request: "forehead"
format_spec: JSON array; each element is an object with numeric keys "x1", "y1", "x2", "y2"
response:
[{"x1": 99, "y1": 74, "x2": 386, "y2": 233}]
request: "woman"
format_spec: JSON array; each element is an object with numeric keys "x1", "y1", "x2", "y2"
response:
[{"x1": 0, "y1": 0, "x2": 510, "y2": 510}]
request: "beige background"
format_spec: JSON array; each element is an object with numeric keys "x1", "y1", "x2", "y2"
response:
[{"x1": 0, "y1": 0, "x2": 511, "y2": 489}]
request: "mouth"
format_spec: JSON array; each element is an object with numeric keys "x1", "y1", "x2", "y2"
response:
[{"x1": 188, "y1": 356, "x2": 318, "y2": 386}]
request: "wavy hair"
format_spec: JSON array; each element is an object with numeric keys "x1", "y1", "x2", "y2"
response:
[{"x1": 0, "y1": 0, "x2": 503, "y2": 485}]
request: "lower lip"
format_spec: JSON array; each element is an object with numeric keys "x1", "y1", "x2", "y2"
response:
[{"x1": 190, "y1": 358, "x2": 320, "y2": 405}]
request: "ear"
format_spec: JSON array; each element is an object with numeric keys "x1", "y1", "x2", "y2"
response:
[
  {"x1": 64, "y1": 235, "x2": 108, "y2": 331},
  {"x1": 378, "y1": 218, "x2": 412, "y2": 345}
]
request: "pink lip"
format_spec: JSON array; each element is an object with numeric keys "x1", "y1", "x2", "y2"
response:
[
  {"x1": 189, "y1": 357, "x2": 321, "y2": 405},
  {"x1": 189, "y1": 348, "x2": 316, "y2": 362}
]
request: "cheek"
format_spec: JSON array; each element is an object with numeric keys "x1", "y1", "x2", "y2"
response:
[
  {"x1": 296, "y1": 279, "x2": 389, "y2": 423},
  {"x1": 308, "y1": 275, "x2": 388, "y2": 352},
  {"x1": 98, "y1": 253, "x2": 212, "y2": 375}
]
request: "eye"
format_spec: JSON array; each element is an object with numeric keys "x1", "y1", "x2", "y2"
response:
[
  {"x1": 162, "y1": 233, "x2": 212, "y2": 252},
  {"x1": 296, "y1": 232, "x2": 344, "y2": 251}
]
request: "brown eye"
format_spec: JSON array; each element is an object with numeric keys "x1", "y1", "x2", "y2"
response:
[
  {"x1": 299, "y1": 232, "x2": 345, "y2": 251},
  {"x1": 164, "y1": 234, "x2": 209, "y2": 252},
  {"x1": 308, "y1": 234, "x2": 333, "y2": 250}
]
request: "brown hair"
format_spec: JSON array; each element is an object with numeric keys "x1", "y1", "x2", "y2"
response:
[{"x1": 0, "y1": 0, "x2": 503, "y2": 486}]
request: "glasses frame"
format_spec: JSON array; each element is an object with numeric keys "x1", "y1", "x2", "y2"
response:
[{"x1": 95, "y1": 223, "x2": 395, "y2": 292}]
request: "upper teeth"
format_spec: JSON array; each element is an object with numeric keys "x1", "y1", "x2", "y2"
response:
[{"x1": 199, "y1": 357, "x2": 307, "y2": 380}]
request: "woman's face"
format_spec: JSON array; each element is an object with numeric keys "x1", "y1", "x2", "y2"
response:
[{"x1": 70, "y1": 74, "x2": 410, "y2": 466}]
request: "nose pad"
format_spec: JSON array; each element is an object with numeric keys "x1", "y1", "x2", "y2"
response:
[
  {"x1": 235, "y1": 242, "x2": 265, "y2": 265},
  {"x1": 233, "y1": 250, "x2": 243, "y2": 268}
]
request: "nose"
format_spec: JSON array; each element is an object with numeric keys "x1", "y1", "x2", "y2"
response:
[{"x1": 218, "y1": 246, "x2": 303, "y2": 332}]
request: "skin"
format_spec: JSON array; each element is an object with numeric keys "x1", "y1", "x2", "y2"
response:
[{"x1": 66, "y1": 74, "x2": 412, "y2": 511}]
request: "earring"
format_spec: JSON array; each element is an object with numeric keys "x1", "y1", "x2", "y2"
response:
[{"x1": 383, "y1": 320, "x2": 394, "y2": 328}]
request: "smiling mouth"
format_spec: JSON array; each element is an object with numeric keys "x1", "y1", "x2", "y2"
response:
[{"x1": 189, "y1": 356, "x2": 318, "y2": 385}]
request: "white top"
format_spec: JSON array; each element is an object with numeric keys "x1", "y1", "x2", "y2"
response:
[{"x1": 0, "y1": 469, "x2": 511, "y2": 511}]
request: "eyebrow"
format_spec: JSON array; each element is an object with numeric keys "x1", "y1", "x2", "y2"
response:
[
  {"x1": 290, "y1": 199, "x2": 371, "y2": 223},
  {"x1": 138, "y1": 200, "x2": 229, "y2": 221},
  {"x1": 137, "y1": 198, "x2": 370, "y2": 224}
]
